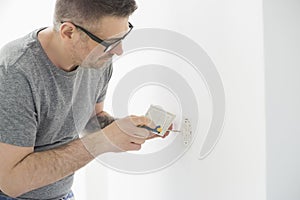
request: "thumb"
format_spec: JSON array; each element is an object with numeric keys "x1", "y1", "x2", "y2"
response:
[
  {"x1": 115, "y1": 116, "x2": 155, "y2": 138},
  {"x1": 129, "y1": 115, "x2": 157, "y2": 129}
]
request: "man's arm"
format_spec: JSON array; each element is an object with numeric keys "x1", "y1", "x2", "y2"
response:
[
  {"x1": 0, "y1": 114, "x2": 153, "y2": 198},
  {"x1": 95, "y1": 102, "x2": 116, "y2": 129},
  {"x1": 0, "y1": 131, "x2": 103, "y2": 198},
  {"x1": 83, "y1": 102, "x2": 116, "y2": 133}
]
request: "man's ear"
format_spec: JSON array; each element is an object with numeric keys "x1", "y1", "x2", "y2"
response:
[{"x1": 60, "y1": 22, "x2": 76, "y2": 40}]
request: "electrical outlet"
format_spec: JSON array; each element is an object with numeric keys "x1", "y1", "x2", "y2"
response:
[{"x1": 182, "y1": 118, "x2": 192, "y2": 146}]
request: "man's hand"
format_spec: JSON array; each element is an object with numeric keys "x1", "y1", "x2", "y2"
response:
[{"x1": 100, "y1": 115, "x2": 156, "y2": 152}]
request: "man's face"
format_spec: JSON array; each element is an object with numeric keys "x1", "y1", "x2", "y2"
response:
[{"x1": 71, "y1": 16, "x2": 130, "y2": 69}]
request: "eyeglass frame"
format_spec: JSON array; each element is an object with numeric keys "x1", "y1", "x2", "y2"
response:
[{"x1": 60, "y1": 21, "x2": 134, "y2": 52}]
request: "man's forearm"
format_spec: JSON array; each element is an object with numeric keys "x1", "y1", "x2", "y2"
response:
[
  {"x1": 84, "y1": 111, "x2": 116, "y2": 133},
  {"x1": 4, "y1": 131, "x2": 107, "y2": 197},
  {"x1": 96, "y1": 111, "x2": 116, "y2": 129}
]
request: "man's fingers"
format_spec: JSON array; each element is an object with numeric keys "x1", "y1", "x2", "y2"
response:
[
  {"x1": 99, "y1": 116, "x2": 174, "y2": 153},
  {"x1": 130, "y1": 137, "x2": 146, "y2": 145},
  {"x1": 162, "y1": 131, "x2": 170, "y2": 138},
  {"x1": 129, "y1": 115, "x2": 155, "y2": 128},
  {"x1": 114, "y1": 116, "x2": 154, "y2": 138},
  {"x1": 131, "y1": 129, "x2": 152, "y2": 138},
  {"x1": 129, "y1": 143, "x2": 142, "y2": 151},
  {"x1": 146, "y1": 134, "x2": 160, "y2": 140}
]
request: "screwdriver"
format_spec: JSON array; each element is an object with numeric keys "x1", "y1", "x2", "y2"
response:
[
  {"x1": 139, "y1": 125, "x2": 181, "y2": 133},
  {"x1": 138, "y1": 125, "x2": 162, "y2": 134},
  {"x1": 166, "y1": 130, "x2": 181, "y2": 133}
]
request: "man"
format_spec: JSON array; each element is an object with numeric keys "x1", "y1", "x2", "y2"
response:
[{"x1": 0, "y1": 0, "x2": 165, "y2": 199}]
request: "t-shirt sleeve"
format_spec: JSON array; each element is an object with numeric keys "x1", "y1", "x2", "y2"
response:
[
  {"x1": 0, "y1": 68, "x2": 38, "y2": 147},
  {"x1": 96, "y1": 64, "x2": 113, "y2": 103}
]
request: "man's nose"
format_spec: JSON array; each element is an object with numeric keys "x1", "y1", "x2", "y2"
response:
[{"x1": 110, "y1": 42, "x2": 123, "y2": 56}]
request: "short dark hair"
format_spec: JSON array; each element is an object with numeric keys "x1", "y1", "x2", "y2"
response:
[{"x1": 53, "y1": 0, "x2": 137, "y2": 30}]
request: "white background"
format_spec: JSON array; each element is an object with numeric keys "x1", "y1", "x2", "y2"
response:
[
  {"x1": 264, "y1": 0, "x2": 300, "y2": 199},
  {"x1": 0, "y1": 0, "x2": 299, "y2": 200}
]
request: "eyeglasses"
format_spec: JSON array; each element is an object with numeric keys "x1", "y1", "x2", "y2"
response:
[{"x1": 61, "y1": 21, "x2": 133, "y2": 52}]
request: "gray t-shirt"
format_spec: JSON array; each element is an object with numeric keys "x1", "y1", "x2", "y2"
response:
[{"x1": 0, "y1": 28, "x2": 113, "y2": 199}]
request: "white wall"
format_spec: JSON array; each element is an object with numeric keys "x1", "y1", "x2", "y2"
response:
[
  {"x1": 0, "y1": 0, "x2": 54, "y2": 47},
  {"x1": 99, "y1": 0, "x2": 266, "y2": 200},
  {"x1": 264, "y1": 1, "x2": 300, "y2": 200}
]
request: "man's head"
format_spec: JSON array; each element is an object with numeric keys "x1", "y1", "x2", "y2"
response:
[
  {"x1": 54, "y1": 0, "x2": 137, "y2": 31},
  {"x1": 53, "y1": 0, "x2": 137, "y2": 69}
]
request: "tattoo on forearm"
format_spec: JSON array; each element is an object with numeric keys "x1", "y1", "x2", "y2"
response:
[
  {"x1": 96, "y1": 111, "x2": 115, "y2": 129},
  {"x1": 84, "y1": 111, "x2": 116, "y2": 133}
]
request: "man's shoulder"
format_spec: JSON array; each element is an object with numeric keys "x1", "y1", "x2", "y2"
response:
[{"x1": 0, "y1": 29, "x2": 41, "y2": 71}]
